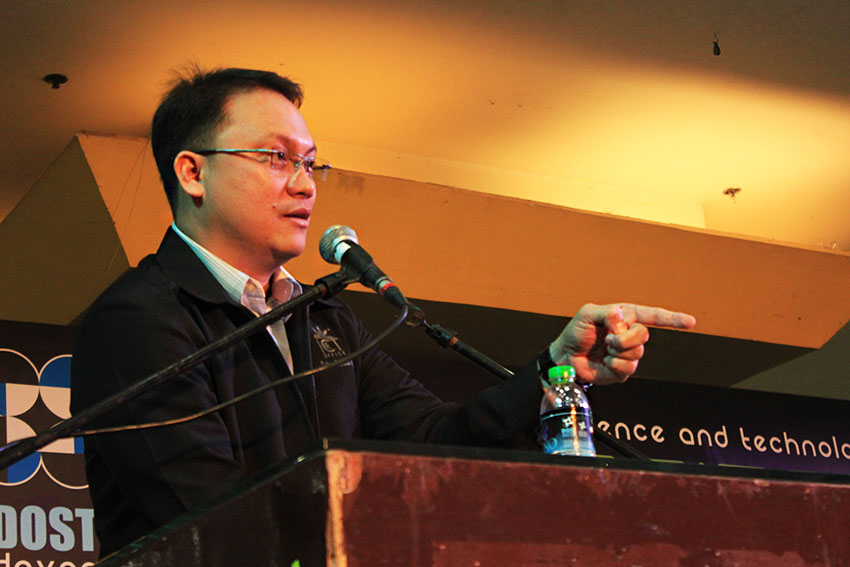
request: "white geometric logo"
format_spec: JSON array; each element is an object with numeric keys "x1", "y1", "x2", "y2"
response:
[{"x1": 0, "y1": 349, "x2": 86, "y2": 489}]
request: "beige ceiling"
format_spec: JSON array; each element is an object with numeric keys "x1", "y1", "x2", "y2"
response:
[{"x1": 2, "y1": 1, "x2": 849, "y2": 251}]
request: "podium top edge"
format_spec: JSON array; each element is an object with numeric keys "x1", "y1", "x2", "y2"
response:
[{"x1": 311, "y1": 437, "x2": 850, "y2": 487}]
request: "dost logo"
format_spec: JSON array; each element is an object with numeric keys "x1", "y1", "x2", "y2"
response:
[{"x1": 0, "y1": 349, "x2": 85, "y2": 489}]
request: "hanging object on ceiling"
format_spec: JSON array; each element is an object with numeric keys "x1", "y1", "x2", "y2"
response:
[
  {"x1": 723, "y1": 187, "x2": 741, "y2": 202},
  {"x1": 43, "y1": 73, "x2": 68, "y2": 89},
  {"x1": 713, "y1": 34, "x2": 721, "y2": 56}
]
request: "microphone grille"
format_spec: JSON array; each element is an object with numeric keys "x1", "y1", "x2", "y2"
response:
[{"x1": 319, "y1": 225, "x2": 358, "y2": 264}]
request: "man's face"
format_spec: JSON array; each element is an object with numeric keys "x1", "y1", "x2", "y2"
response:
[{"x1": 190, "y1": 88, "x2": 318, "y2": 278}]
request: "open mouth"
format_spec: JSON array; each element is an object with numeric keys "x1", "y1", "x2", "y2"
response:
[
  {"x1": 282, "y1": 208, "x2": 311, "y2": 227},
  {"x1": 284, "y1": 208, "x2": 311, "y2": 221}
]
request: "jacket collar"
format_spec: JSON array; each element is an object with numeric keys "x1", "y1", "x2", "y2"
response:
[{"x1": 154, "y1": 227, "x2": 346, "y2": 310}]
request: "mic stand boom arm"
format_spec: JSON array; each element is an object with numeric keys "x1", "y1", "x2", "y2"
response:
[
  {"x1": 0, "y1": 269, "x2": 356, "y2": 473},
  {"x1": 422, "y1": 319, "x2": 649, "y2": 461}
]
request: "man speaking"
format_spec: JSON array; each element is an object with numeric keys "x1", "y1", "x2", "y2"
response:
[{"x1": 70, "y1": 67, "x2": 696, "y2": 556}]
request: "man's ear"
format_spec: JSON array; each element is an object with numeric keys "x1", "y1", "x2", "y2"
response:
[{"x1": 173, "y1": 151, "x2": 205, "y2": 200}]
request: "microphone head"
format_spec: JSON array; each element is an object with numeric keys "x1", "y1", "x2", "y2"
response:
[{"x1": 319, "y1": 225, "x2": 358, "y2": 264}]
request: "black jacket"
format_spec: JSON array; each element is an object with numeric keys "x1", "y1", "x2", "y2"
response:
[{"x1": 70, "y1": 228, "x2": 541, "y2": 555}]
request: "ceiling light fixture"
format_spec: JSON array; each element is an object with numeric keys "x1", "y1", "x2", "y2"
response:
[{"x1": 43, "y1": 73, "x2": 68, "y2": 89}]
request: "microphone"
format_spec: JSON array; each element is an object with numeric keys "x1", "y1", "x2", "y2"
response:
[{"x1": 319, "y1": 225, "x2": 408, "y2": 309}]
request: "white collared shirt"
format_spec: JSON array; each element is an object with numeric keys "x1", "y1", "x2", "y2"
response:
[{"x1": 172, "y1": 223, "x2": 301, "y2": 372}]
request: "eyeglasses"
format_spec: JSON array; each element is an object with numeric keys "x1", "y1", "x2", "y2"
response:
[{"x1": 190, "y1": 148, "x2": 332, "y2": 183}]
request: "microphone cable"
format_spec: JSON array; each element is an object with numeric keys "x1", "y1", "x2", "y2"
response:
[{"x1": 47, "y1": 303, "x2": 410, "y2": 439}]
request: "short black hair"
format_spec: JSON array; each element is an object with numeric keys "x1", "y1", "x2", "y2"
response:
[{"x1": 151, "y1": 67, "x2": 303, "y2": 212}]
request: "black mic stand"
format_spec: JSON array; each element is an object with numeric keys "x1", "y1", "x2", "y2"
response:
[
  {"x1": 0, "y1": 269, "x2": 356, "y2": 473},
  {"x1": 418, "y1": 315, "x2": 650, "y2": 461}
]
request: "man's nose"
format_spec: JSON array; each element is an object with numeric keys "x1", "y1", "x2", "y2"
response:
[{"x1": 287, "y1": 166, "x2": 316, "y2": 197}]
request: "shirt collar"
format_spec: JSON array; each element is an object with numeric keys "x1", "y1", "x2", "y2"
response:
[{"x1": 171, "y1": 222, "x2": 302, "y2": 310}]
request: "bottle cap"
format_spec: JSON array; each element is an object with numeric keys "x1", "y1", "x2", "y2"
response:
[{"x1": 547, "y1": 365, "x2": 576, "y2": 385}]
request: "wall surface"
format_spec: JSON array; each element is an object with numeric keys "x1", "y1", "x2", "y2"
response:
[
  {"x1": 291, "y1": 169, "x2": 850, "y2": 349},
  {"x1": 2, "y1": 134, "x2": 849, "y2": 349},
  {"x1": 0, "y1": 137, "x2": 130, "y2": 325}
]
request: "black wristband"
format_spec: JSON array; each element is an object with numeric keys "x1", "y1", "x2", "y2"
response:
[{"x1": 536, "y1": 347, "x2": 556, "y2": 376}]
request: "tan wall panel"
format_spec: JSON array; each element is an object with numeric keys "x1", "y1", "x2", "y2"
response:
[
  {"x1": 289, "y1": 170, "x2": 850, "y2": 349},
  {"x1": 5, "y1": 134, "x2": 848, "y2": 347},
  {"x1": 0, "y1": 137, "x2": 130, "y2": 325},
  {"x1": 77, "y1": 133, "x2": 172, "y2": 266}
]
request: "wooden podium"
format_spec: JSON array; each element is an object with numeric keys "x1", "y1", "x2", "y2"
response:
[{"x1": 99, "y1": 439, "x2": 850, "y2": 566}]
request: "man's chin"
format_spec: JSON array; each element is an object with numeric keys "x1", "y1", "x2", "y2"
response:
[{"x1": 274, "y1": 243, "x2": 307, "y2": 266}]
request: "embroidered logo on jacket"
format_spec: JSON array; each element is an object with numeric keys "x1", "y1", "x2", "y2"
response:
[{"x1": 311, "y1": 325, "x2": 350, "y2": 364}]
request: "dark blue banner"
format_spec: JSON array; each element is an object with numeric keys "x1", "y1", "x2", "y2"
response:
[
  {"x1": 0, "y1": 319, "x2": 97, "y2": 566},
  {"x1": 590, "y1": 379, "x2": 850, "y2": 475}
]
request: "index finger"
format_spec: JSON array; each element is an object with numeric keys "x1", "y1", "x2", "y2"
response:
[{"x1": 624, "y1": 304, "x2": 696, "y2": 330}]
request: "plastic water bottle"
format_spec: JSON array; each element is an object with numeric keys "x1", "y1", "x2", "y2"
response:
[{"x1": 539, "y1": 365, "x2": 596, "y2": 456}]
